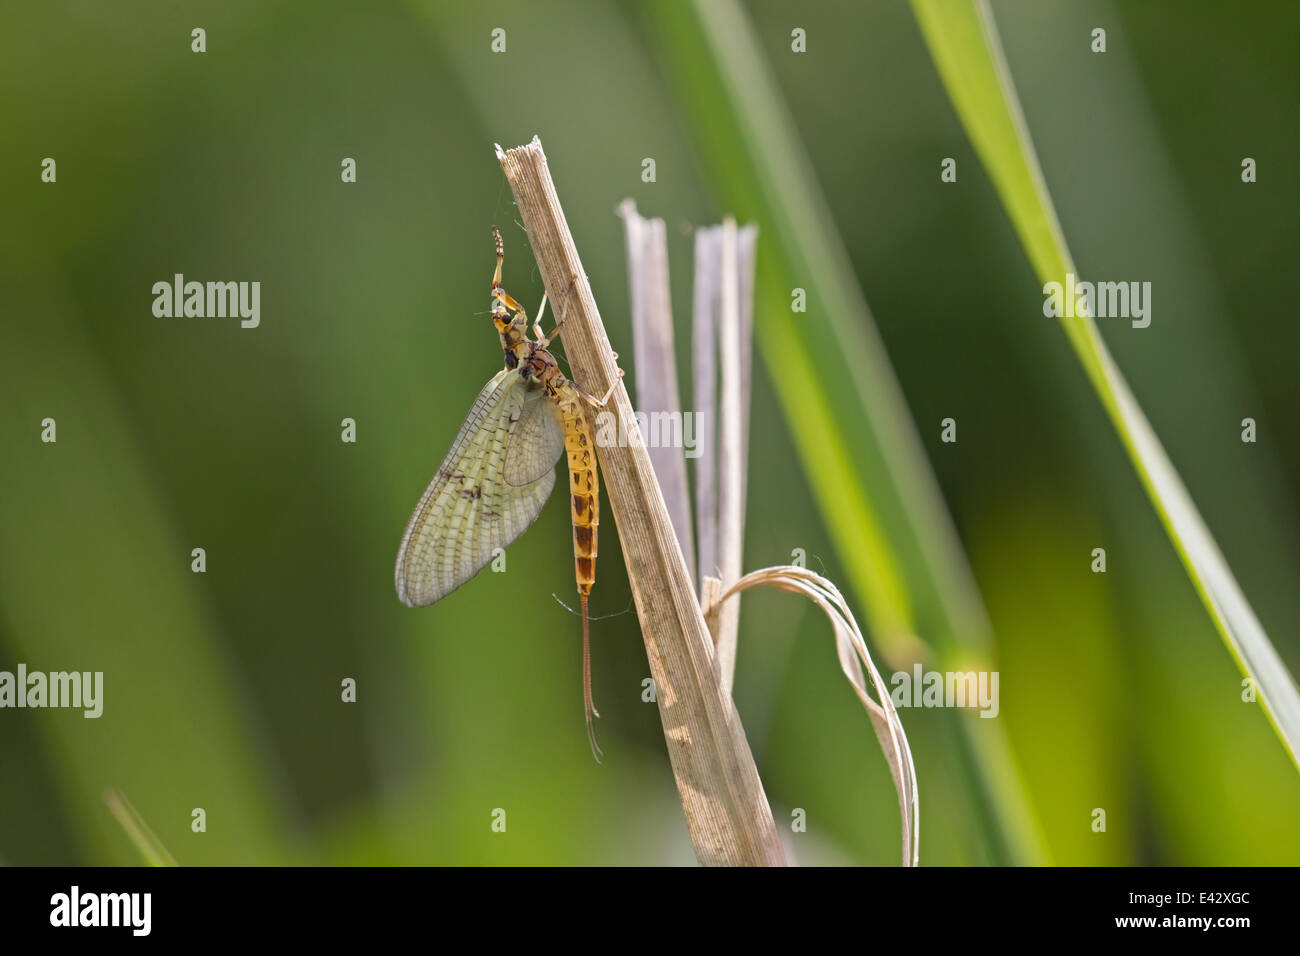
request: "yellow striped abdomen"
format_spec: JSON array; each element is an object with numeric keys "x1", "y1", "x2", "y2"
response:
[{"x1": 558, "y1": 389, "x2": 598, "y2": 595}]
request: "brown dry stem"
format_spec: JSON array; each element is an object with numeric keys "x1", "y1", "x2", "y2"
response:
[{"x1": 496, "y1": 137, "x2": 786, "y2": 866}]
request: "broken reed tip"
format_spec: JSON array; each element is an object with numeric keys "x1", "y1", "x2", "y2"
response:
[{"x1": 495, "y1": 136, "x2": 545, "y2": 163}]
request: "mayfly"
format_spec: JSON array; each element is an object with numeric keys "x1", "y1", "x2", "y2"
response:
[{"x1": 395, "y1": 227, "x2": 619, "y2": 760}]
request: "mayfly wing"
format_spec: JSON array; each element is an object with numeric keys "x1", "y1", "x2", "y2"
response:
[
  {"x1": 503, "y1": 385, "x2": 566, "y2": 487},
  {"x1": 394, "y1": 369, "x2": 564, "y2": 608}
]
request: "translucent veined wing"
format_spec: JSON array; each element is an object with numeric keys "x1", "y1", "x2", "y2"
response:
[
  {"x1": 504, "y1": 383, "x2": 567, "y2": 486},
  {"x1": 395, "y1": 369, "x2": 566, "y2": 607}
]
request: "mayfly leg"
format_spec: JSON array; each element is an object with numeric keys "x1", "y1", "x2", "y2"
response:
[
  {"x1": 533, "y1": 293, "x2": 550, "y2": 344},
  {"x1": 571, "y1": 369, "x2": 623, "y2": 409},
  {"x1": 533, "y1": 273, "x2": 581, "y2": 347}
]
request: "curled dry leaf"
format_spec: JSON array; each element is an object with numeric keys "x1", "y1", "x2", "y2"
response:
[{"x1": 711, "y1": 565, "x2": 920, "y2": 866}]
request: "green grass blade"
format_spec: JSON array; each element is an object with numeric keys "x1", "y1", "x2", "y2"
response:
[
  {"x1": 104, "y1": 789, "x2": 178, "y2": 867},
  {"x1": 0, "y1": 289, "x2": 287, "y2": 863},
  {"x1": 910, "y1": 0, "x2": 1300, "y2": 767},
  {"x1": 642, "y1": 0, "x2": 1051, "y2": 864}
]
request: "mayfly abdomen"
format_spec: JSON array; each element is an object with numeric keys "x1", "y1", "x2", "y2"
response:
[{"x1": 560, "y1": 391, "x2": 599, "y2": 596}]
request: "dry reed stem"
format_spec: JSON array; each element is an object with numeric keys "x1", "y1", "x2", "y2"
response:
[
  {"x1": 713, "y1": 219, "x2": 744, "y2": 691},
  {"x1": 692, "y1": 221, "x2": 758, "y2": 692},
  {"x1": 618, "y1": 200, "x2": 695, "y2": 585},
  {"x1": 497, "y1": 137, "x2": 786, "y2": 866},
  {"x1": 692, "y1": 227, "x2": 720, "y2": 593}
]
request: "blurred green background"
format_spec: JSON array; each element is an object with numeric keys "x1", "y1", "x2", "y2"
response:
[{"x1": 2, "y1": 0, "x2": 1298, "y2": 865}]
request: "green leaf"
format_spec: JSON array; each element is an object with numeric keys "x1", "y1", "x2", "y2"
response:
[{"x1": 910, "y1": 0, "x2": 1300, "y2": 767}]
